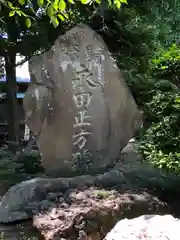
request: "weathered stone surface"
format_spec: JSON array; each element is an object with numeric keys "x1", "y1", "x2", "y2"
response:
[
  {"x1": 24, "y1": 24, "x2": 142, "y2": 177},
  {"x1": 33, "y1": 189, "x2": 170, "y2": 240},
  {"x1": 104, "y1": 215, "x2": 180, "y2": 240},
  {"x1": 0, "y1": 177, "x2": 71, "y2": 223},
  {"x1": 0, "y1": 141, "x2": 179, "y2": 224}
]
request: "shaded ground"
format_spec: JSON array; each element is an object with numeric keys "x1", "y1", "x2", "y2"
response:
[{"x1": 0, "y1": 220, "x2": 40, "y2": 240}]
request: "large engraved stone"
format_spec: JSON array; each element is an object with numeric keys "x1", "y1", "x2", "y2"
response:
[{"x1": 23, "y1": 24, "x2": 142, "y2": 177}]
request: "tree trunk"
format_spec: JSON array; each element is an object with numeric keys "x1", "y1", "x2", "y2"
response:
[{"x1": 5, "y1": 52, "x2": 19, "y2": 151}]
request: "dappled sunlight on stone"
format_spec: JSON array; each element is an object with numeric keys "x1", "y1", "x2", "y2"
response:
[{"x1": 23, "y1": 24, "x2": 142, "y2": 177}]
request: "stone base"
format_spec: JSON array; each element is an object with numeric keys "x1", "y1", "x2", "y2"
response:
[
  {"x1": 104, "y1": 215, "x2": 180, "y2": 240},
  {"x1": 0, "y1": 141, "x2": 179, "y2": 224},
  {"x1": 33, "y1": 188, "x2": 170, "y2": 240},
  {"x1": 0, "y1": 141, "x2": 180, "y2": 240}
]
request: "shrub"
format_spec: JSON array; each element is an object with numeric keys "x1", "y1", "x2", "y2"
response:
[
  {"x1": 15, "y1": 149, "x2": 43, "y2": 175},
  {"x1": 152, "y1": 43, "x2": 180, "y2": 87},
  {"x1": 0, "y1": 146, "x2": 43, "y2": 191},
  {"x1": 136, "y1": 44, "x2": 180, "y2": 174},
  {"x1": 138, "y1": 91, "x2": 180, "y2": 173}
]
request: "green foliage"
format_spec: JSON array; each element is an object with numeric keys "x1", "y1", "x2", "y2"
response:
[
  {"x1": 138, "y1": 90, "x2": 180, "y2": 171},
  {"x1": 0, "y1": 146, "x2": 43, "y2": 190},
  {"x1": 1, "y1": 0, "x2": 127, "y2": 28},
  {"x1": 136, "y1": 44, "x2": 180, "y2": 174},
  {"x1": 152, "y1": 44, "x2": 180, "y2": 87},
  {"x1": 0, "y1": 0, "x2": 179, "y2": 176},
  {"x1": 99, "y1": 0, "x2": 180, "y2": 174},
  {"x1": 15, "y1": 149, "x2": 43, "y2": 175}
]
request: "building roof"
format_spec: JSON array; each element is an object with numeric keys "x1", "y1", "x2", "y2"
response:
[
  {"x1": 0, "y1": 92, "x2": 25, "y2": 99},
  {"x1": 0, "y1": 76, "x2": 30, "y2": 83},
  {"x1": 17, "y1": 93, "x2": 25, "y2": 98}
]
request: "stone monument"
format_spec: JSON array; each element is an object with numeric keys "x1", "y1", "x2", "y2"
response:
[{"x1": 23, "y1": 24, "x2": 142, "y2": 177}]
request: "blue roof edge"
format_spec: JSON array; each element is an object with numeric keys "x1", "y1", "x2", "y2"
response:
[
  {"x1": 0, "y1": 76, "x2": 30, "y2": 83},
  {"x1": 0, "y1": 93, "x2": 25, "y2": 99}
]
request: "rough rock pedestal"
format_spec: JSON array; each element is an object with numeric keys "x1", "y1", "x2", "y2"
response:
[
  {"x1": 23, "y1": 24, "x2": 142, "y2": 177},
  {"x1": 104, "y1": 215, "x2": 180, "y2": 240}
]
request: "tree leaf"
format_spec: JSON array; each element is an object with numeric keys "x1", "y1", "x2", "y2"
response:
[
  {"x1": 25, "y1": 18, "x2": 31, "y2": 28},
  {"x1": 58, "y1": 13, "x2": 69, "y2": 21},
  {"x1": 30, "y1": 6, "x2": 36, "y2": 14},
  {"x1": 18, "y1": 0, "x2": 25, "y2": 5},
  {"x1": 115, "y1": 0, "x2": 121, "y2": 8},
  {"x1": 16, "y1": 10, "x2": 22, "y2": 16},
  {"x1": 37, "y1": 0, "x2": 44, "y2": 7},
  {"x1": 58, "y1": 13, "x2": 65, "y2": 21},
  {"x1": 50, "y1": 16, "x2": 59, "y2": 27},
  {"x1": 9, "y1": 10, "x2": 15, "y2": 17},
  {"x1": 68, "y1": 0, "x2": 74, "y2": 3},
  {"x1": 53, "y1": 0, "x2": 59, "y2": 10},
  {"x1": 7, "y1": 1, "x2": 14, "y2": 9},
  {"x1": 116, "y1": 2, "x2": 121, "y2": 8},
  {"x1": 62, "y1": 12, "x2": 69, "y2": 19},
  {"x1": 121, "y1": 0, "x2": 128, "y2": 3},
  {"x1": 47, "y1": 5, "x2": 54, "y2": 17},
  {"x1": 21, "y1": 11, "x2": 28, "y2": 17},
  {"x1": 80, "y1": 0, "x2": 92, "y2": 4},
  {"x1": 59, "y1": 0, "x2": 66, "y2": 11}
]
